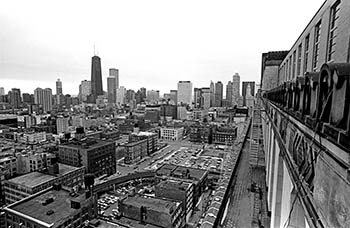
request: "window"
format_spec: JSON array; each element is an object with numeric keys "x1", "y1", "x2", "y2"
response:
[
  {"x1": 297, "y1": 44, "x2": 302, "y2": 76},
  {"x1": 292, "y1": 50, "x2": 296, "y2": 78},
  {"x1": 289, "y1": 56, "x2": 292, "y2": 80},
  {"x1": 313, "y1": 21, "x2": 321, "y2": 70},
  {"x1": 304, "y1": 35, "x2": 310, "y2": 73},
  {"x1": 328, "y1": 1, "x2": 340, "y2": 61}
]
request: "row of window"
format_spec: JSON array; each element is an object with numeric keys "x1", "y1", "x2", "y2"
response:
[{"x1": 280, "y1": 0, "x2": 341, "y2": 81}]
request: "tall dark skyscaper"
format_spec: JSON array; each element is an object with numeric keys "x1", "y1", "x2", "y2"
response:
[{"x1": 91, "y1": 55, "x2": 103, "y2": 99}]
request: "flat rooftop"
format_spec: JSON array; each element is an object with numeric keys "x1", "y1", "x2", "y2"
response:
[
  {"x1": 57, "y1": 163, "x2": 83, "y2": 177},
  {"x1": 7, "y1": 163, "x2": 82, "y2": 188},
  {"x1": 123, "y1": 139, "x2": 147, "y2": 147},
  {"x1": 61, "y1": 138, "x2": 114, "y2": 149},
  {"x1": 122, "y1": 195, "x2": 180, "y2": 212},
  {"x1": 156, "y1": 164, "x2": 207, "y2": 181},
  {"x1": 132, "y1": 131, "x2": 156, "y2": 137},
  {"x1": 7, "y1": 172, "x2": 57, "y2": 189},
  {"x1": 7, "y1": 188, "x2": 87, "y2": 226},
  {"x1": 156, "y1": 179, "x2": 192, "y2": 191},
  {"x1": 155, "y1": 163, "x2": 177, "y2": 176}
]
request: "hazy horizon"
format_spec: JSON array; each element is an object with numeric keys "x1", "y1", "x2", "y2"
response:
[{"x1": 0, "y1": 0, "x2": 325, "y2": 95}]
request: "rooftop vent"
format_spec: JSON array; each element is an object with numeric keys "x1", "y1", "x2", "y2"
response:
[
  {"x1": 71, "y1": 200, "x2": 81, "y2": 209},
  {"x1": 42, "y1": 197, "x2": 54, "y2": 206},
  {"x1": 46, "y1": 210, "x2": 54, "y2": 216}
]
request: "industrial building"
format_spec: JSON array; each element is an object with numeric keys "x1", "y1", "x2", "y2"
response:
[
  {"x1": 4, "y1": 185, "x2": 97, "y2": 228},
  {"x1": 4, "y1": 163, "x2": 84, "y2": 204},
  {"x1": 58, "y1": 138, "x2": 116, "y2": 177},
  {"x1": 120, "y1": 195, "x2": 184, "y2": 228}
]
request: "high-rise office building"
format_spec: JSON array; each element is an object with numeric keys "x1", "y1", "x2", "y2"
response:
[
  {"x1": 8, "y1": 88, "x2": 22, "y2": 109},
  {"x1": 116, "y1": 86, "x2": 126, "y2": 105},
  {"x1": 126, "y1": 89, "x2": 135, "y2": 104},
  {"x1": 107, "y1": 76, "x2": 116, "y2": 103},
  {"x1": 90, "y1": 55, "x2": 103, "y2": 100},
  {"x1": 200, "y1": 87, "x2": 211, "y2": 109},
  {"x1": 242, "y1": 81, "x2": 255, "y2": 106},
  {"x1": 56, "y1": 116, "x2": 69, "y2": 133},
  {"x1": 146, "y1": 90, "x2": 160, "y2": 103},
  {"x1": 214, "y1": 81, "x2": 223, "y2": 107},
  {"x1": 0, "y1": 87, "x2": 5, "y2": 96},
  {"x1": 170, "y1": 90, "x2": 177, "y2": 105},
  {"x1": 79, "y1": 80, "x2": 91, "y2": 102},
  {"x1": 22, "y1": 93, "x2": 34, "y2": 104},
  {"x1": 34, "y1": 88, "x2": 52, "y2": 113},
  {"x1": 232, "y1": 73, "x2": 240, "y2": 106},
  {"x1": 210, "y1": 81, "x2": 215, "y2": 107},
  {"x1": 226, "y1": 81, "x2": 233, "y2": 107},
  {"x1": 177, "y1": 81, "x2": 192, "y2": 105},
  {"x1": 56, "y1": 79, "x2": 62, "y2": 95},
  {"x1": 194, "y1": 88, "x2": 201, "y2": 108},
  {"x1": 140, "y1": 87, "x2": 147, "y2": 102},
  {"x1": 109, "y1": 68, "x2": 119, "y2": 88},
  {"x1": 56, "y1": 79, "x2": 63, "y2": 105}
]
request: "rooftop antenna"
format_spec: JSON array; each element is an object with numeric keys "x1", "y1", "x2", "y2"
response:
[{"x1": 93, "y1": 44, "x2": 96, "y2": 56}]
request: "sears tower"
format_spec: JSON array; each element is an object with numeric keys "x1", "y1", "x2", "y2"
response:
[{"x1": 91, "y1": 55, "x2": 103, "y2": 99}]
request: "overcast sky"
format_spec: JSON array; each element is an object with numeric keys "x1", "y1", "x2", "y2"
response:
[{"x1": 0, "y1": 0, "x2": 325, "y2": 95}]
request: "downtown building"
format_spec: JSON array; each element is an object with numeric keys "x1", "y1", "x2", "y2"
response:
[
  {"x1": 34, "y1": 88, "x2": 53, "y2": 113},
  {"x1": 160, "y1": 127, "x2": 184, "y2": 141},
  {"x1": 90, "y1": 55, "x2": 103, "y2": 102},
  {"x1": 107, "y1": 68, "x2": 119, "y2": 103},
  {"x1": 4, "y1": 163, "x2": 85, "y2": 204},
  {"x1": 261, "y1": 1, "x2": 350, "y2": 228},
  {"x1": 58, "y1": 138, "x2": 116, "y2": 177},
  {"x1": 242, "y1": 81, "x2": 255, "y2": 106},
  {"x1": 177, "y1": 81, "x2": 192, "y2": 105},
  {"x1": 232, "y1": 73, "x2": 240, "y2": 106},
  {"x1": 194, "y1": 87, "x2": 211, "y2": 109},
  {"x1": 79, "y1": 80, "x2": 91, "y2": 102},
  {"x1": 4, "y1": 185, "x2": 97, "y2": 228}
]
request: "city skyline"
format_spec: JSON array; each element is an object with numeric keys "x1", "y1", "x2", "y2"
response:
[{"x1": 0, "y1": 0, "x2": 323, "y2": 94}]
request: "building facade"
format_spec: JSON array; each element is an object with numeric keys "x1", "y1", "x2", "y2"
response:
[
  {"x1": 242, "y1": 81, "x2": 255, "y2": 106},
  {"x1": 122, "y1": 139, "x2": 148, "y2": 164},
  {"x1": 177, "y1": 81, "x2": 192, "y2": 105},
  {"x1": 261, "y1": 1, "x2": 350, "y2": 228},
  {"x1": 79, "y1": 80, "x2": 91, "y2": 102},
  {"x1": 107, "y1": 76, "x2": 116, "y2": 103},
  {"x1": 214, "y1": 81, "x2": 223, "y2": 107},
  {"x1": 232, "y1": 73, "x2": 240, "y2": 106},
  {"x1": 120, "y1": 195, "x2": 183, "y2": 228},
  {"x1": 34, "y1": 88, "x2": 53, "y2": 113},
  {"x1": 91, "y1": 55, "x2": 103, "y2": 101},
  {"x1": 4, "y1": 163, "x2": 85, "y2": 204},
  {"x1": 58, "y1": 139, "x2": 116, "y2": 177},
  {"x1": 160, "y1": 127, "x2": 184, "y2": 141},
  {"x1": 155, "y1": 179, "x2": 194, "y2": 222},
  {"x1": 226, "y1": 81, "x2": 233, "y2": 107}
]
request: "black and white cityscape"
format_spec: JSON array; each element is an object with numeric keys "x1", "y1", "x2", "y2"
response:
[{"x1": 1, "y1": 0, "x2": 350, "y2": 228}]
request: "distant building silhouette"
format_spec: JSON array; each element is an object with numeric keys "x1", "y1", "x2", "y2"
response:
[
  {"x1": 34, "y1": 88, "x2": 52, "y2": 113},
  {"x1": 8, "y1": 88, "x2": 21, "y2": 109},
  {"x1": 226, "y1": 81, "x2": 233, "y2": 106},
  {"x1": 177, "y1": 81, "x2": 192, "y2": 105},
  {"x1": 90, "y1": 55, "x2": 103, "y2": 100},
  {"x1": 214, "y1": 81, "x2": 223, "y2": 107},
  {"x1": 232, "y1": 73, "x2": 240, "y2": 105},
  {"x1": 242, "y1": 81, "x2": 255, "y2": 106},
  {"x1": 79, "y1": 80, "x2": 91, "y2": 102}
]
